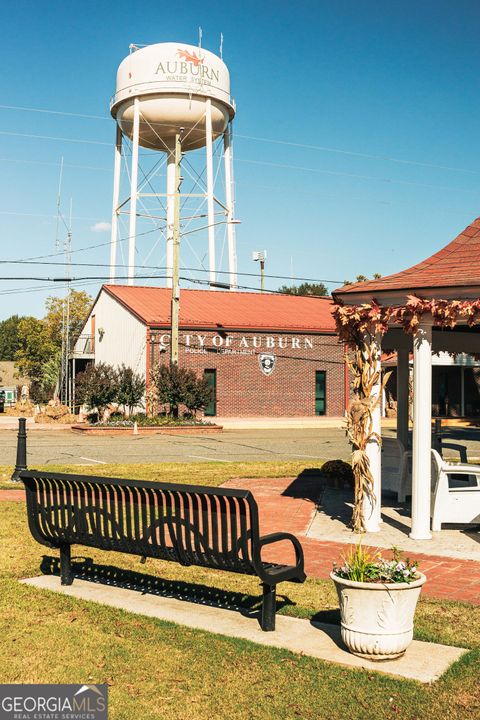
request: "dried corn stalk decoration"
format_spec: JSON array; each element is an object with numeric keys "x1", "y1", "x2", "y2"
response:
[{"x1": 345, "y1": 339, "x2": 390, "y2": 532}]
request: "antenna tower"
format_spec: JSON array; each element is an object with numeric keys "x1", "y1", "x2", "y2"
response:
[{"x1": 54, "y1": 158, "x2": 73, "y2": 407}]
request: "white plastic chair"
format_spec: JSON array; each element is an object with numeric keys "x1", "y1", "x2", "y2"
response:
[
  {"x1": 430, "y1": 449, "x2": 480, "y2": 531},
  {"x1": 381, "y1": 437, "x2": 409, "y2": 497}
]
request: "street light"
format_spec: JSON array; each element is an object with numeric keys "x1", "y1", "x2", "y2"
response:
[{"x1": 252, "y1": 250, "x2": 267, "y2": 291}]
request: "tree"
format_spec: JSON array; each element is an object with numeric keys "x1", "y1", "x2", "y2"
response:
[
  {"x1": 14, "y1": 317, "x2": 56, "y2": 380},
  {"x1": 0, "y1": 315, "x2": 25, "y2": 361},
  {"x1": 150, "y1": 363, "x2": 213, "y2": 418},
  {"x1": 279, "y1": 282, "x2": 328, "y2": 296},
  {"x1": 75, "y1": 363, "x2": 118, "y2": 418},
  {"x1": 116, "y1": 364, "x2": 146, "y2": 417},
  {"x1": 44, "y1": 290, "x2": 93, "y2": 348},
  {"x1": 40, "y1": 354, "x2": 61, "y2": 397},
  {"x1": 343, "y1": 273, "x2": 382, "y2": 285}
]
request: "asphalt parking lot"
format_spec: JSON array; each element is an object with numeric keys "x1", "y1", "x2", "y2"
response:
[
  {"x1": 1, "y1": 425, "x2": 479, "y2": 467},
  {"x1": 0, "y1": 427, "x2": 350, "y2": 467}
]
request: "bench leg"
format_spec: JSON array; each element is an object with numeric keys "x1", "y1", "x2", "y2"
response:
[
  {"x1": 261, "y1": 583, "x2": 276, "y2": 632},
  {"x1": 60, "y1": 544, "x2": 73, "y2": 586}
]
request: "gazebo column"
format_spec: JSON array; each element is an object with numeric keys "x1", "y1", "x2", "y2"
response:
[
  {"x1": 364, "y1": 332, "x2": 382, "y2": 532},
  {"x1": 410, "y1": 320, "x2": 433, "y2": 540},
  {"x1": 396, "y1": 349, "x2": 410, "y2": 449}
]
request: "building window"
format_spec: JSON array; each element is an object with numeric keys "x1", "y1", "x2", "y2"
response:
[
  {"x1": 315, "y1": 371, "x2": 326, "y2": 416},
  {"x1": 204, "y1": 369, "x2": 217, "y2": 416}
]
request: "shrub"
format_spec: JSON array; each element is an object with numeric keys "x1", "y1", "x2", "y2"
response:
[
  {"x1": 183, "y1": 373, "x2": 214, "y2": 416},
  {"x1": 116, "y1": 364, "x2": 145, "y2": 417},
  {"x1": 321, "y1": 459, "x2": 355, "y2": 488},
  {"x1": 75, "y1": 363, "x2": 118, "y2": 417},
  {"x1": 150, "y1": 363, "x2": 213, "y2": 418}
]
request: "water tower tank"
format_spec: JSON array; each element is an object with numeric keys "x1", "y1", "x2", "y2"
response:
[{"x1": 110, "y1": 42, "x2": 235, "y2": 152}]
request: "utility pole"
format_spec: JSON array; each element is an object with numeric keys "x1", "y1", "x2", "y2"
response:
[{"x1": 170, "y1": 133, "x2": 182, "y2": 366}]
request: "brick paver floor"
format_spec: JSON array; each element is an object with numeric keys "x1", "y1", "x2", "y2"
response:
[
  {"x1": 222, "y1": 476, "x2": 480, "y2": 605},
  {"x1": 4, "y1": 480, "x2": 480, "y2": 604},
  {"x1": 0, "y1": 489, "x2": 24, "y2": 501}
]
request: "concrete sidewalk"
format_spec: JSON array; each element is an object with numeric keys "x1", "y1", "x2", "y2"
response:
[
  {"x1": 22, "y1": 575, "x2": 466, "y2": 683},
  {"x1": 214, "y1": 416, "x2": 345, "y2": 429},
  {"x1": 0, "y1": 415, "x2": 346, "y2": 431}
]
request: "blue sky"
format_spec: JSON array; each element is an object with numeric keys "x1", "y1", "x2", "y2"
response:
[{"x1": 1, "y1": 0, "x2": 480, "y2": 318}]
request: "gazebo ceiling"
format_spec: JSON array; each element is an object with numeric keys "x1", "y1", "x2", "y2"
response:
[
  {"x1": 383, "y1": 325, "x2": 480, "y2": 353},
  {"x1": 334, "y1": 217, "x2": 480, "y2": 305}
]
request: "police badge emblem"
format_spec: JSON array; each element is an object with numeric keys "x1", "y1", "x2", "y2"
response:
[{"x1": 259, "y1": 353, "x2": 276, "y2": 376}]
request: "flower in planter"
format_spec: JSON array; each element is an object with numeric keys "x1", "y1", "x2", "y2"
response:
[{"x1": 332, "y1": 541, "x2": 419, "y2": 584}]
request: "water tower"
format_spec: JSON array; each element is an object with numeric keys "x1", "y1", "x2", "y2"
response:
[{"x1": 109, "y1": 42, "x2": 238, "y2": 287}]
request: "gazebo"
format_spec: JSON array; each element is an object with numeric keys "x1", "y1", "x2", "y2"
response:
[{"x1": 333, "y1": 217, "x2": 480, "y2": 540}]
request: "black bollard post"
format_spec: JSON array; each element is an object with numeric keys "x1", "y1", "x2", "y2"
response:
[
  {"x1": 11, "y1": 417, "x2": 27, "y2": 481},
  {"x1": 433, "y1": 417, "x2": 442, "y2": 455}
]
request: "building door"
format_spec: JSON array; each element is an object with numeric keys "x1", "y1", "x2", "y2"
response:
[
  {"x1": 315, "y1": 371, "x2": 326, "y2": 415},
  {"x1": 204, "y1": 369, "x2": 217, "y2": 416}
]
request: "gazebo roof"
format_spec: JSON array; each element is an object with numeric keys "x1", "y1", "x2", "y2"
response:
[{"x1": 334, "y1": 217, "x2": 480, "y2": 300}]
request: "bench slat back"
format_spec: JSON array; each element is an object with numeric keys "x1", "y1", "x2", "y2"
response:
[{"x1": 21, "y1": 471, "x2": 260, "y2": 574}]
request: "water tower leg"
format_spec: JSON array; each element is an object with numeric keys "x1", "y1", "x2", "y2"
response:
[
  {"x1": 110, "y1": 125, "x2": 123, "y2": 283},
  {"x1": 128, "y1": 97, "x2": 140, "y2": 286},
  {"x1": 224, "y1": 124, "x2": 237, "y2": 290},
  {"x1": 165, "y1": 146, "x2": 175, "y2": 289},
  {"x1": 205, "y1": 98, "x2": 216, "y2": 286}
]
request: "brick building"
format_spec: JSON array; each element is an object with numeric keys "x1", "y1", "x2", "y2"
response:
[{"x1": 73, "y1": 285, "x2": 347, "y2": 417}]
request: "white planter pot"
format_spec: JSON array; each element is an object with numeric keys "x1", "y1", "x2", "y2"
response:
[{"x1": 330, "y1": 571, "x2": 427, "y2": 661}]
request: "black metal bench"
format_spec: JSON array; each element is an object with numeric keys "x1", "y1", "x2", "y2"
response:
[{"x1": 20, "y1": 469, "x2": 306, "y2": 631}]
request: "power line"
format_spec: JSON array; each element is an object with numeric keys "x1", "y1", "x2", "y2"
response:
[
  {"x1": 236, "y1": 158, "x2": 480, "y2": 195},
  {"x1": 1, "y1": 102, "x2": 478, "y2": 176},
  {"x1": 0, "y1": 104, "x2": 109, "y2": 121},
  {"x1": 0, "y1": 130, "x2": 110, "y2": 146},
  {"x1": 12, "y1": 224, "x2": 164, "y2": 263},
  {"x1": 1, "y1": 128, "x2": 477, "y2": 194},
  {"x1": 0, "y1": 258, "x2": 344, "y2": 284},
  {"x1": 0, "y1": 167, "x2": 475, "y2": 222},
  {"x1": 0, "y1": 210, "x2": 109, "y2": 221},
  {"x1": 0, "y1": 276, "x2": 337, "y2": 294},
  {"x1": 235, "y1": 134, "x2": 480, "y2": 176},
  {"x1": 0, "y1": 157, "x2": 111, "y2": 172},
  {"x1": 0, "y1": 278, "x2": 103, "y2": 296},
  {"x1": 0, "y1": 273, "x2": 338, "y2": 296},
  {"x1": 179, "y1": 276, "x2": 335, "y2": 295}
]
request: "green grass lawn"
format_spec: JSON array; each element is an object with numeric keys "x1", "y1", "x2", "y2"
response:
[
  {"x1": 1, "y1": 462, "x2": 479, "y2": 719},
  {"x1": 0, "y1": 459, "x2": 325, "y2": 490}
]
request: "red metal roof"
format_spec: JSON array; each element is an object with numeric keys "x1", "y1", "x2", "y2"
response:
[
  {"x1": 335, "y1": 217, "x2": 480, "y2": 296},
  {"x1": 103, "y1": 285, "x2": 336, "y2": 333}
]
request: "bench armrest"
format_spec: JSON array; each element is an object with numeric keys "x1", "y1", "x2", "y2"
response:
[
  {"x1": 258, "y1": 532, "x2": 305, "y2": 572},
  {"x1": 260, "y1": 530, "x2": 302, "y2": 548}
]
